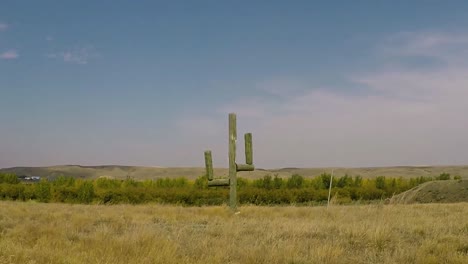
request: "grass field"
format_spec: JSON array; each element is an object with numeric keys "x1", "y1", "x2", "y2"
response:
[
  {"x1": 2, "y1": 164, "x2": 468, "y2": 180},
  {"x1": 0, "y1": 201, "x2": 467, "y2": 264}
]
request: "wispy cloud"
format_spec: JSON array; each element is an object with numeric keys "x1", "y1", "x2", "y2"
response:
[
  {"x1": 0, "y1": 22, "x2": 8, "y2": 31},
  {"x1": 179, "y1": 31, "x2": 468, "y2": 168},
  {"x1": 378, "y1": 31, "x2": 468, "y2": 64},
  {"x1": 47, "y1": 46, "x2": 98, "y2": 64},
  {"x1": 1, "y1": 50, "x2": 18, "y2": 59}
]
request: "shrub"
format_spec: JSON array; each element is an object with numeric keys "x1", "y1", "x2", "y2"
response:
[
  {"x1": 35, "y1": 179, "x2": 51, "y2": 202},
  {"x1": 436, "y1": 173, "x2": 451, "y2": 180},
  {"x1": 0, "y1": 184, "x2": 24, "y2": 200},
  {"x1": 237, "y1": 177, "x2": 249, "y2": 189},
  {"x1": 194, "y1": 175, "x2": 208, "y2": 189},
  {"x1": 320, "y1": 173, "x2": 331, "y2": 189},
  {"x1": 77, "y1": 181, "x2": 95, "y2": 204},
  {"x1": 253, "y1": 174, "x2": 274, "y2": 189},
  {"x1": 0, "y1": 173, "x2": 20, "y2": 184},
  {"x1": 52, "y1": 175, "x2": 75, "y2": 187},
  {"x1": 354, "y1": 175, "x2": 363, "y2": 187},
  {"x1": 375, "y1": 176, "x2": 386, "y2": 189},
  {"x1": 287, "y1": 174, "x2": 304, "y2": 189},
  {"x1": 52, "y1": 186, "x2": 77, "y2": 203},
  {"x1": 95, "y1": 177, "x2": 122, "y2": 189},
  {"x1": 336, "y1": 174, "x2": 353, "y2": 188},
  {"x1": 273, "y1": 174, "x2": 283, "y2": 189}
]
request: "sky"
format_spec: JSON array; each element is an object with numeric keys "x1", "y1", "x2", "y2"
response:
[{"x1": 2, "y1": 1, "x2": 468, "y2": 169}]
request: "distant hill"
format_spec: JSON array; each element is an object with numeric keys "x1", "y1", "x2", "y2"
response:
[
  {"x1": 390, "y1": 180, "x2": 468, "y2": 204},
  {"x1": 1, "y1": 165, "x2": 468, "y2": 180}
]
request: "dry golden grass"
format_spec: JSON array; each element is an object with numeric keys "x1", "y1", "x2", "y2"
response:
[{"x1": 0, "y1": 201, "x2": 467, "y2": 264}]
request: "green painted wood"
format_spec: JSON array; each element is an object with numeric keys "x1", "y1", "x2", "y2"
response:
[
  {"x1": 204, "y1": 113, "x2": 255, "y2": 212},
  {"x1": 236, "y1": 164, "x2": 255, "y2": 172},
  {"x1": 207, "y1": 178, "x2": 230, "y2": 186},
  {"x1": 244, "y1": 133, "x2": 253, "y2": 165},
  {"x1": 229, "y1": 113, "x2": 237, "y2": 211},
  {"x1": 204, "y1": 150, "x2": 213, "y2": 181}
]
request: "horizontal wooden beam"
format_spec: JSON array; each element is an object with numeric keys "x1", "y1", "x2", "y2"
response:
[
  {"x1": 236, "y1": 164, "x2": 255, "y2": 172},
  {"x1": 208, "y1": 178, "x2": 230, "y2": 187}
]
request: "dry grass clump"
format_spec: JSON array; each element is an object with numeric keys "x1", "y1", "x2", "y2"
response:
[{"x1": 0, "y1": 201, "x2": 467, "y2": 264}]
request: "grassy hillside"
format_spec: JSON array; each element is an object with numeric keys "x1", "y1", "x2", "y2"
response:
[
  {"x1": 0, "y1": 201, "x2": 467, "y2": 264},
  {"x1": 391, "y1": 179, "x2": 468, "y2": 204},
  {"x1": 1, "y1": 164, "x2": 468, "y2": 180},
  {"x1": 0, "y1": 165, "x2": 227, "y2": 180},
  {"x1": 0, "y1": 165, "x2": 468, "y2": 179}
]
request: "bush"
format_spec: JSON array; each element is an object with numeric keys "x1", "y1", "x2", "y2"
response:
[
  {"x1": 273, "y1": 174, "x2": 283, "y2": 189},
  {"x1": 354, "y1": 175, "x2": 363, "y2": 187},
  {"x1": 194, "y1": 175, "x2": 208, "y2": 189},
  {"x1": 436, "y1": 173, "x2": 451, "y2": 180},
  {"x1": 287, "y1": 174, "x2": 304, "y2": 189},
  {"x1": 0, "y1": 184, "x2": 24, "y2": 200},
  {"x1": 35, "y1": 179, "x2": 51, "y2": 202},
  {"x1": 0, "y1": 173, "x2": 20, "y2": 184},
  {"x1": 95, "y1": 177, "x2": 121, "y2": 189},
  {"x1": 52, "y1": 186, "x2": 77, "y2": 203},
  {"x1": 320, "y1": 173, "x2": 332, "y2": 189},
  {"x1": 375, "y1": 176, "x2": 386, "y2": 189},
  {"x1": 53, "y1": 175, "x2": 75, "y2": 187},
  {"x1": 77, "y1": 181, "x2": 95, "y2": 204},
  {"x1": 253, "y1": 174, "x2": 274, "y2": 189}
]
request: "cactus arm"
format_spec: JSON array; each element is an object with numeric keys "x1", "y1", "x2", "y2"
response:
[
  {"x1": 236, "y1": 164, "x2": 255, "y2": 171},
  {"x1": 204, "y1": 150, "x2": 214, "y2": 181},
  {"x1": 208, "y1": 178, "x2": 230, "y2": 186},
  {"x1": 245, "y1": 133, "x2": 253, "y2": 165}
]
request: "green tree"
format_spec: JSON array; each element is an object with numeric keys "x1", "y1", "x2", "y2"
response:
[
  {"x1": 255, "y1": 174, "x2": 273, "y2": 189},
  {"x1": 53, "y1": 175, "x2": 75, "y2": 187},
  {"x1": 337, "y1": 174, "x2": 353, "y2": 188},
  {"x1": 0, "y1": 173, "x2": 20, "y2": 184},
  {"x1": 287, "y1": 174, "x2": 304, "y2": 189},
  {"x1": 77, "y1": 181, "x2": 95, "y2": 204},
  {"x1": 436, "y1": 173, "x2": 450, "y2": 180},
  {"x1": 354, "y1": 175, "x2": 363, "y2": 187},
  {"x1": 95, "y1": 177, "x2": 121, "y2": 189},
  {"x1": 35, "y1": 179, "x2": 51, "y2": 202},
  {"x1": 375, "y1": 176, "x2": 386, "y2": 190},
  {"x1": 320, "y1": 173, "x2": 332, "y2": 189},
  {"x1": 273, "y1": 174, "x2": 283, "y2": 189}
]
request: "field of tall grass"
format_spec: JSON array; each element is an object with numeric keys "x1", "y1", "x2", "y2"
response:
[{"x1": 0, "y1": 201, "x2": 467, "y2": 264}]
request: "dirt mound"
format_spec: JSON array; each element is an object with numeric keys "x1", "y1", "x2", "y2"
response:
[{"x1": 390, "y1": 180, "x2": 468, "y2": 204}]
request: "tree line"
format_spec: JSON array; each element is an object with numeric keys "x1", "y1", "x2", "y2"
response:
[{"x1": 0, "y1": 172, "x2": 457, "y2": 205}]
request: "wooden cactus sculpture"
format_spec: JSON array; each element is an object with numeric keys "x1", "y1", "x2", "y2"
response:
[{"x1": 204, "y1": 113, "x2": 254, "y2": 211}]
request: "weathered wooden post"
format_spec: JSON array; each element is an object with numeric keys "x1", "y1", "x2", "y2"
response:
[{"x1": 204, "y1": 113, "x2": 254, "y2": 211}]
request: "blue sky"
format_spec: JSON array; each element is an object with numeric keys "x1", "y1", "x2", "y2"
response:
[{"x1": 2, "y1": 1, "x2": 468, "y2": 168}]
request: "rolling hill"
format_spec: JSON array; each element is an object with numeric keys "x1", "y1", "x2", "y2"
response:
[
  {"x1": 390, "y1": 179, "x2": 468, "y2": 204},
  {"x1": 1, "y1": 164, "x2": 468, "y2": 180}
]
